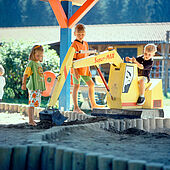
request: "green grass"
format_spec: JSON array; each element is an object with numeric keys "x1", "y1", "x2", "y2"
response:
[
  {"x1": 2, "y1": 92, "x2": 170, "y2": 108},
  {"x1": 163, "y1": 92, "x2": 170, "y2": 106},
  {"x1": 3, "y1": 96, "x2": 49, "y2": 108}
]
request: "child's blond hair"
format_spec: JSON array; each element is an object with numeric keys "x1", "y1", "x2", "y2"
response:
[
  {"x1": 0, "y1": 65, "x2": 5, "y2": 75},
  {"x1": 29, "y1": 45, "x2": 44, "y2": 61},
  {"x1": 75, "y1": 23, "x2": 85, "y2": 32},
  {"x1": 144, "y1": 44, "x2": 157, "y2": 53}
]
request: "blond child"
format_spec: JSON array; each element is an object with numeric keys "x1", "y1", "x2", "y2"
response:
[
  {"x1": 0, "y1": 65, "x2": 6, "y2": 102},
  {"x1": 22, "y1": 45, "x2": 46, "y2": 126},
  {"x1": 71, "y1": 24, "x2": 104, "y2": 113},
  {"x1": 126, "y1": 44, "x2": 157, "y2": 105}
]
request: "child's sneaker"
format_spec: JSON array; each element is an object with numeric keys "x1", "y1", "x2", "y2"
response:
[{"x1": 137, "y1": 96, "x2": 145, "y2": 105}]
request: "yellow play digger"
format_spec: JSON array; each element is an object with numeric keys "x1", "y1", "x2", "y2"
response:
[{"x1": 39, "y1": 47, "x2": 164, "y2": 124}]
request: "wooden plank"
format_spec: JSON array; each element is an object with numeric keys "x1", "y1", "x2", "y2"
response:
[
  {"x1": 68, "y1": 0, "x2": 99, "y2": 28},
  {"x1": 48, "y1": 0, "x2": 68, "y2": 28},
  {"x1": 40, "y1": 0, "x2": 86, "y2": 6}
]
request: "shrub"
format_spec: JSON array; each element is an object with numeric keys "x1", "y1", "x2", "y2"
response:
[{"x1": 0, "y1": 41, "x2": 60, "y2": 99}]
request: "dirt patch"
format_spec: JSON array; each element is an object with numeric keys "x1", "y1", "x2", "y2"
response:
[
  {"x1": 1, "y1": 116, "x2": 108, "y2": 129},
  {"x1": 47, "y1": 126, "x2": 170, "y2": 165},
  {"x1": 0, "y1": 112, "x2": 170, "y2": 165}
]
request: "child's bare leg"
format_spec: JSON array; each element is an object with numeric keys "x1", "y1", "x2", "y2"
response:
[
  {"x1": 73, "y1": 84, "x2": 84, "y2": 113},
  {"x1": 86, "y1": 80, "x2": 104, "y2": 109},
  {"x1": 28, "y1": 107, "x2": 37, "y2": 126},
  {"x1": 139, "y1": 79, "x2": 145, "y2": 96}
]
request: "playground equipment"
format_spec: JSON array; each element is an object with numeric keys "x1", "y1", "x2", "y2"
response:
[
  {"x1": 43, "y1": 47, "x2": 163, "y2": 110},
  {"x1": 40, "y1": 47, "x2": 164, "y2": 124}
]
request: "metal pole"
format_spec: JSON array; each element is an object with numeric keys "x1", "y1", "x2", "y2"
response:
[
  {"x1": 59, "y1": 1, "x2": 72, "y2": 111},
  {"x1": 164, "y1": 31, "x2": 170, "y2": 97},
  {"x1": 161, "y1": 43, "x2": 164, "y2": 81}
]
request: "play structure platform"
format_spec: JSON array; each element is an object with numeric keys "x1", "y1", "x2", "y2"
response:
[{"x1": 91, "y1": 108, "x2": 164, "y2": 119}]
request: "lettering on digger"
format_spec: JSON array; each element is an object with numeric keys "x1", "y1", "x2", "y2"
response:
[{"x1": 94, "y1": 53, "x2": 114, "y2": 63}]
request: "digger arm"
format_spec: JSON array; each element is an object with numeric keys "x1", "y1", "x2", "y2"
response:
[
  {"x1": 48, "y1": 48, "x2": 123, "y2": 107},
  {"x1": 48, "y1": 47, "x2": 75, "y2": 107},
  {"x1": 72, "y1": 49, "x2": 123, "y2": 69}
]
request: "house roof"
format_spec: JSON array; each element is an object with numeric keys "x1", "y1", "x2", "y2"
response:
[
  {"x1": 0, "y1": 22, "x2": 170, "y2": 45},
  {"x1": 40, "y1": 0, "x2": 86, "y2": 6}
]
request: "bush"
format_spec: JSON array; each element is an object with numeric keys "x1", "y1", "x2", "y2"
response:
[{"x1": 0, "y1": 41, "x2": 60, "y2": 99}]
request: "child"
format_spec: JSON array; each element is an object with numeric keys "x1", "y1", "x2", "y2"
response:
[
  {"x1": 125, "y1": 44, "x2": 157, "y2": 105},
  {"x1": 0, "y1": 65, "x2": 6, "y2": 102},
  {"x1": 71, "y1": 23, "x2": 104, "y2": 113},
  {"x1": 21, "y1": 45, "x2": 46, "y2": 126}
]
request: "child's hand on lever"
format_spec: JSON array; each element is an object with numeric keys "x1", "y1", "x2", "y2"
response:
[
  {"x1": 132, "y1": 57, "x2": 137, "y2": 63},
  {"x1": 125, "y1": 57, "x2": 130, "y2": 62}
]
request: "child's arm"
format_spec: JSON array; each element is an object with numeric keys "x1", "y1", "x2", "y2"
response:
[
  {"x1": 132, "y1": 57, "x2": 144, "y2": 69},
  {"x1": 125, "y1": 57, "x2": 144, "y2": 69},
  {"x1": 21, "y1": 74, "x2": 28, "y2": 90}
]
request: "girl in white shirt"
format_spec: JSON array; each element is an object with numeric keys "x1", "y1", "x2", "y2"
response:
[{"x1": 0, "y1": 65, "x2": 5, "y2": 101}]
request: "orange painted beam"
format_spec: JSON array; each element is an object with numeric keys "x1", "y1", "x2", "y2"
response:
[
  {"x1": 48, "y1": 0, "x2": 68, "y2": 28},
  {"x1": 68, "y1": 0, "x2": 99, "y2": 28}
]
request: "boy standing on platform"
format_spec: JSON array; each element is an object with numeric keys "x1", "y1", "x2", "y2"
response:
[
  {"x1": 126, "y1": 44, "x2": 157, "y2": 105},
  {"x1": 71, "y1": 24, "x2": 104, "y2": 113}
]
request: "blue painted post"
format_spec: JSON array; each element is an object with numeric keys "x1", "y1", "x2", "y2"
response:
[
  {"x1": 0, "y1": 146, "x2": 12, "y2": 170},
  {"x1": 59, "y1": 1, "x2": 72, "y2": 111},
  {"x1": 27, "y1": 145, "x2": 42, "y2": 170},
  {"x1": 112, "y1": 158, "x2": 128, "y2": 170},
  {"x1": 10, "y1": 146, "x2": 27, "y2": 170}
]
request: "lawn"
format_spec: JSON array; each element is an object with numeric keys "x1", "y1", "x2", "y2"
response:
[{"x1": 2, "y1": 92, "x2": 170, "y2": 109}]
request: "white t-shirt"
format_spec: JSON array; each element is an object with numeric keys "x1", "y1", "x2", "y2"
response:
[{"x1": 0, "y1": 76, "x2": 5, "y2": 99}]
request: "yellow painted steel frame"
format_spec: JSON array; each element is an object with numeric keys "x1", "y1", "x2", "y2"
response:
[
  {"x1": 107, "y1": 62, "x2": 163, "y2": 109},
  {"x1": 49, "y1": 48, "x2": 163, "y2": 109},
  {"x1": 73, "y1": 50, "x2": 123, "y2": 68},
  {"x1": 72, "y1": 49, "x2": 163, "y2": 109},
  {"x1": 48, "y1": 47, "x2": 75, "y2": 107},
  {"x1": 107, "y1": 63, "x2": 141, "y2": 109}
]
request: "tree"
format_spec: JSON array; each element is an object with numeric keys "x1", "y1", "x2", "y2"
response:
[{"x1": 0, "y1": 41, "x2": 60, "y2": 99}]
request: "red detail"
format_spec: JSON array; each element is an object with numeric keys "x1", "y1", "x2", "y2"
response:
[
  {"x1": 68, "y1": 0, "x2": 98, "y2": 28},
  {"x1": 41, "y1": 71, "x2": 56, "y2": 97},
  {"x1": 94, "y1": 53, "x2": 114, "y2": 63},
  {"x1": 70, "y1": 68, "x2": 73, "y2": 86},
  {"x1": 48, "y1": 0, "x2": 68, "y2": 28},
  {"x1": 121, "y1": 102, "x2": 137, "y2": 106},
  {"x1": 95, "y1": 66, "x2": 109, "y2": 91},
  {"x1": 64, "y1": 66, "x2": 67, "y2": 79},
  {"x1": 153, "y1": 100, "x2": 162, "y2": 108}
]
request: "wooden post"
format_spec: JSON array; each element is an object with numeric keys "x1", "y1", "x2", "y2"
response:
[
  {"x1": 59, "y1": 1, "x2": 72, "y2": 110},
  {"x1": 41, "y1": 0, "x2": 98, "y2": 110}
]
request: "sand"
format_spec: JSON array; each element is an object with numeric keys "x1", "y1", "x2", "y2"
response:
[{"x1": 0, "y1": 111, "x2": 170, "y2": 166}]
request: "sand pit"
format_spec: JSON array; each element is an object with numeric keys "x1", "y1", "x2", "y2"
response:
[{"x1": 0, "y1": 112, "x2": 170, "y2": 166}]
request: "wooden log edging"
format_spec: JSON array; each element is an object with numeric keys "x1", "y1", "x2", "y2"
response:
[
  {"x1": 0, "y1": 105, "x2": 170, "y2": 169},
  {"x1": 0, "y1": 144, "x2": 169, "y2": 170},
  {"x1": 0, "y1": 103, "x2": 44, "y2": 117},
  {"x1": 0, "y1": 102, "x2": 170, "y2": 132}
]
